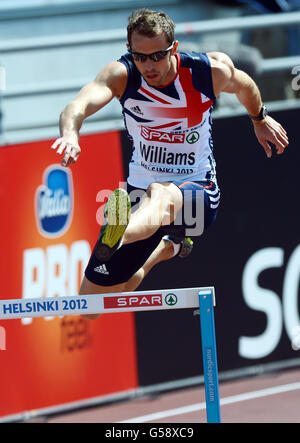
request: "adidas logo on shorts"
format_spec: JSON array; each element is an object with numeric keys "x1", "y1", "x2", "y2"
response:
[{"x1": 94, "y1": 264, "x2": 109, "y2": 275}]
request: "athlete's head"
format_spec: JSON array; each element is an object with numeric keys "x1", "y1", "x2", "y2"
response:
[{"x1": 127, "y1": 9, "x2": 178, "y2": 87}]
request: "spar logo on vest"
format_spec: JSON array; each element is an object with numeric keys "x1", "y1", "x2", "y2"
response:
[{"x1": 35, "y1": 164, "x2": 74, "y2": 238}]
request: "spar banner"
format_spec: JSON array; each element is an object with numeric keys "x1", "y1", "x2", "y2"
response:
[
  {"x1": 0, "y1": 132, "x2": 138, "y2": 418},
  {"x1": 125, "y1": 108, "x2": 300, "y2": 386}
]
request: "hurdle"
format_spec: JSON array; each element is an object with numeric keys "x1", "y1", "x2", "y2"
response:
[{"x1": 0, "y1": 287, "x2": 221, "y2": 423}]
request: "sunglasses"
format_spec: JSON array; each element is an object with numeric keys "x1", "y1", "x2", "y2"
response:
[{"x1": 128, "y1": 42, "x2": 175, "y2": 62}]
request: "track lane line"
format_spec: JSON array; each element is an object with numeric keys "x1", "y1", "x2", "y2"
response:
[{"x1": 118, "y1": 381, "x2": 300, "y2": 423}]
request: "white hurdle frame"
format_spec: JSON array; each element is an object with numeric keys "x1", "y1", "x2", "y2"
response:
[{"x1": 0, "y1": 287, "x2": 221, "y2": 423}]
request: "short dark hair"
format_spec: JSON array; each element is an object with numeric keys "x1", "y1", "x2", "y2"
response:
[{"x1": 127, "y1": 9, "x2": 175, "y2": 46}]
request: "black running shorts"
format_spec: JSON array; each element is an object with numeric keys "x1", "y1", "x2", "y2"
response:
[{"x1": 84, "y1": 180, "x2": 220, "y2": 286}]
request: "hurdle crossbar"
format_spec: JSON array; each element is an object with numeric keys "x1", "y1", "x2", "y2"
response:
[{"x1": 0, "y1": 287, "x2": 221, "y2": 423}]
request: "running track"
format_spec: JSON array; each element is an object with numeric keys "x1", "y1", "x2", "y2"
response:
[{"x1": 44, "y1": 368, "x2": 300, "y2": 423}]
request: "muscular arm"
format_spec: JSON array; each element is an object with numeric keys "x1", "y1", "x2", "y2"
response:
[
  {"x1": 52, "y1": 61, "x2": 128, "y2": 166},
  {"x1": 208, "y1": 52, "x2": 289, "y2": 157}
]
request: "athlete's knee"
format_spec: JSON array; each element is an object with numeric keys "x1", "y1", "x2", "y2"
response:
[
  {"x1": 146, "y1": 182, "x2": 162, "y2": 196},
  {"x1": 123, "y1": 268, "x2": 145, "y2": 292},
  {"x1": 146, "y1": 182, "x2": 182, "y2": 224}
]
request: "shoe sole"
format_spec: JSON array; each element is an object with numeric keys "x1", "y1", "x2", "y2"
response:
[{"x1": 96, "y1": 189, "x2": 131, "y2": 261}]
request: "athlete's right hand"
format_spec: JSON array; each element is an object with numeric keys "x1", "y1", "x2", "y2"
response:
[{"x1": 51, "y1": 136, "x2": 81, "y2": 167}]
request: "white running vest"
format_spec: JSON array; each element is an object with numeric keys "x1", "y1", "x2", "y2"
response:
[{"x1": 118, "y1": 52, "x2": 217, "y2": 189}]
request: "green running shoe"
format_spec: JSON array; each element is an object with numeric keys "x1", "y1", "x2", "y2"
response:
[
  {"x1": 178, "y1": 236, "x2": 193, "y2": 258},
  {"x1": 95, "y1": 188, "x2": 131, "y2": 262},
  {"x1": 164, "y1": 235, "x2": 193, "y2": 258}
]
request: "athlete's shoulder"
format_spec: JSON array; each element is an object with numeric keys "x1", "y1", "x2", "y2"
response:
[
  {"x1": 93, "y1": 60, "x2": 128, "y2": 99},
  {"x1": 102, "y1": 60, "x2": 128, "y2": 81},
  {"x1": 206, "y1": 52, "x2": 235, "y2": 97},
  {"x1": 206, "y1": 51, "x2": 234, "y2": 65}
]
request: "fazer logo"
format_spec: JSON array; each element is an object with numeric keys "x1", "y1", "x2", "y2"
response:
[
  {"x1": 141, "y1": 126, "x2": 185, "y2": 144},
  {"x1": 104, "y1": 294, "x2": 162, "y2": 309}
]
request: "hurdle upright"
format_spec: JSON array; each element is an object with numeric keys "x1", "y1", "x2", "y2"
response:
[{"x1": 0, "y1": 286, "x2": 221, "y2": 423}]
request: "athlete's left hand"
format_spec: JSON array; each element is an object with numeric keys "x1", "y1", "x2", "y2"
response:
[{"x1": 252, "y1": 116, "x2": 289, "y2": 158}]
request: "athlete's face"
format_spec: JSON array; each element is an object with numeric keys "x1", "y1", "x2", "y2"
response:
[{"x1": 129, "y1": 32, "x2": 178, "y2": 87}]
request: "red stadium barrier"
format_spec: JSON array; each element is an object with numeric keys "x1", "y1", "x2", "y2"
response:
[{"x1": 0, "y1": 132, "x2": 138, "y2": 418}]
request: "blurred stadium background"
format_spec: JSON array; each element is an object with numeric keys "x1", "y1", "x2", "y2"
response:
[{"x1": 1, "y1": 0, "x2": 300, "y2": 423}]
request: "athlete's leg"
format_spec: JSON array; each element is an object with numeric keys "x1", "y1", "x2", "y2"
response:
[
  {"x1": 95, "y1": 183, "x2": 183, "y2": 262},
  {"x1": 80, "y1": 238, "x2": 175, "y2": 320},
  {"x1": 123, "y1": 237, "x2": 175, "y2": 291},
  {"x1": 122, "y1": 182, "x2": 183, "y2": 245}
]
